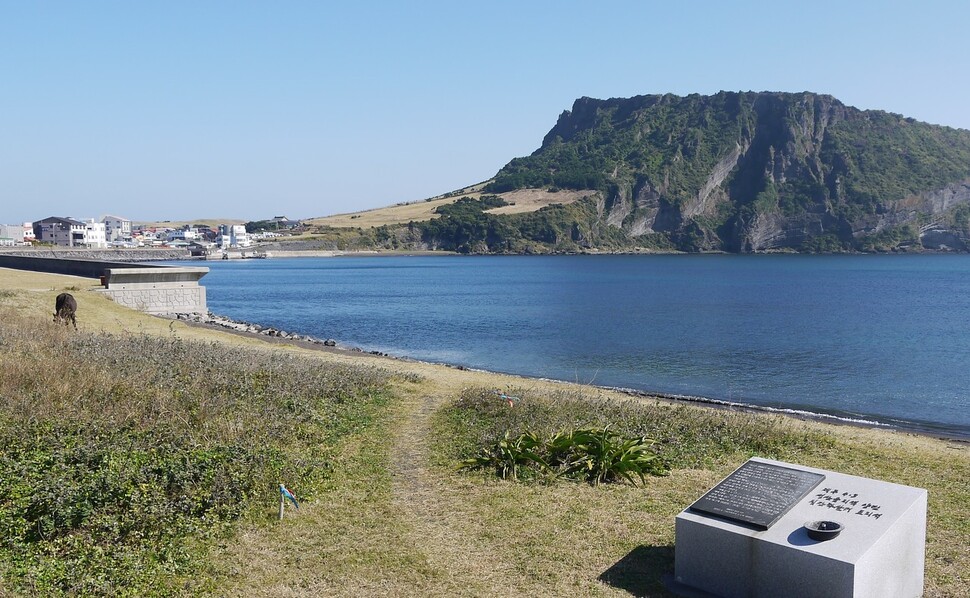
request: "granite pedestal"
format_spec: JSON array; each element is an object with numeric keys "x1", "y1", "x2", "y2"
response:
[{"x1": 674, "y1": 457, "x2": 926, "y2": 598}]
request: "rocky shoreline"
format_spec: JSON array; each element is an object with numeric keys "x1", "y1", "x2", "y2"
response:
[{"x1": 173, "y1": 311, "x2": 392, "y2": 356}]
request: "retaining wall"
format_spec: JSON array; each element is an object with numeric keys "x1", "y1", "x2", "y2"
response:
[
  {"x1": 0, "y1": 247, "x2": 190, "y2": 262},
  {"x1": 101, "y1": 267, "x2": 208, "y2": 315},
  {"x1": 0, "y1": 254, "x2": 168, "y2": 278},
  {"x1": 0, "y1": 255, "x2": 208, "y2": 315}
]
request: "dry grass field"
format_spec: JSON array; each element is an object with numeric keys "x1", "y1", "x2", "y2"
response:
[
  {"x1": 306, "y1": 196, "x2": 461, "y2": 228},
  {"x1": 305, "y1": 185, "x2": 596, "y2": 229},
  {"x1": 1, "y1": 267, "x2": 967, "y2": 597},
  {"x1": 483, "y1": 188, "x2": 598, "y2": 215}
]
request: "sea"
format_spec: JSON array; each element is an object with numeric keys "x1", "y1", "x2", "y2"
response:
[{"x1": 182, "y1": 254, "x2": 970, "y2": 439}]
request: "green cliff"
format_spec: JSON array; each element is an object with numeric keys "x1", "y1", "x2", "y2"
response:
[{"x1": 476, "y1": 91, "x2": 970, "y2": 252}]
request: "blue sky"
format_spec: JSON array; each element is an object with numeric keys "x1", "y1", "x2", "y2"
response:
[{"x1": 2, "y1": 1, "x2": 968, "y2": 224}]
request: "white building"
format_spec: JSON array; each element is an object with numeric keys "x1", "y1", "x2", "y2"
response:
[
  {"x1": 218, "y1": 224, "x2": 252, "y2": 248},
  {"x1": 84, "y1": 219, "x2": 107, "y2": 248},
  {"x1": 0, "y1": 222, "x2": 33, "y2": 244},
  {"x1": 102, "y1": 215, "x2": 132, "y2": 242},
  {"x1": 167, "y1": 228, "x2": 199, "y2": 243}
]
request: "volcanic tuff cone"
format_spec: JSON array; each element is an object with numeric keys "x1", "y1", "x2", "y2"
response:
[{"x1": 484, "y1": 91, "x2": 970, "y2": 252}]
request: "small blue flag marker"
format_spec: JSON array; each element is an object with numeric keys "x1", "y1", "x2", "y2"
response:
[
  {"x1": 280, "y1": 484, "x2": 300, "y2": 509},
  {"x1": 278, "y1": 483, "x2": 300, "y2": 520}
]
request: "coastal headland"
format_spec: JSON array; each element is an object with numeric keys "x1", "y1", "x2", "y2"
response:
[{"x1": 0, "y1": 268, "x2": 966, "y2": 596}]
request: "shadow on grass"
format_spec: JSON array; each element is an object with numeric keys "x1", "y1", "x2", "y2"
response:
[{"x1": 599, "y1": 544, "x2": 675, "y2": 597}]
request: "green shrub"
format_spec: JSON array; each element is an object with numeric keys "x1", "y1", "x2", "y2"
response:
[
  {"x1": 461, "y1": 425, "x2": 666, "y2": 486},
  {"x1": 557, "y1": 427, "x2": 666, "y2": 485},
  {"x1": 0, "y1": 311, "x2": 393, "y2": 595},
  {"x1": 462, "y1": 430, "x2": 549, "y2": 481}
]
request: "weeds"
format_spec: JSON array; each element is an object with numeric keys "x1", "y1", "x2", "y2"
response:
[
  {"x1": 560, "y1": 427, "x2": 666, "y2": 485},
  {"x1": 0, "y1": 308, "x2": 393, "y2": 596}
]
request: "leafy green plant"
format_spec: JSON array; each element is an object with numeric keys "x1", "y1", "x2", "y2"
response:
[
  {"x1": 461, "y1": 426, "x2": 666, "y2": 485},
  {"x1": 558, "y1": 427, "x2": 666, "y2": 486},
  {"x1": 462, "y1": 430, "x2": 548, "y2": 480}
]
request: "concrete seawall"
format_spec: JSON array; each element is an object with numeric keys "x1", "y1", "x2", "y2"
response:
[
  {"x1": 101, "y1": 267, "x2": 208, "y2": 315},
  {"x1": 0, "y1": 247, "x2": 190, "y2": 262},
  {"x1": 0, "y1": 254, "x2": 168, "y2": 278},
  {"x1": 0, "y1": 254, "x2": 208, "y2": 315}
]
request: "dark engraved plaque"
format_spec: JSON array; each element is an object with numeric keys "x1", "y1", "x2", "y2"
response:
[{"x1": 689, "y1": 461, "x2": 825, "y2": 530}]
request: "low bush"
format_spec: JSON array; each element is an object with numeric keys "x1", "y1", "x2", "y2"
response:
[
  {"x1": 0, "y1": 309, "x2": 393, "y2": 595},
  {"x1": 463, "y1": 430, "x2": 548, "y2": 481},
  {"x1": 463, "y1": 427, "x2": 666, "y2": 485}
]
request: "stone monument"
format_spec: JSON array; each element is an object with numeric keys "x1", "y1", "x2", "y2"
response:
[{"x1": 673, "y1": 457, "x2": 927, "y2": 598}]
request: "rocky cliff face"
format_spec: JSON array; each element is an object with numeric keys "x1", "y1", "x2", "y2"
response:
[{"x1": 491, "y1": 91, "x2": 970, "y2": 252}]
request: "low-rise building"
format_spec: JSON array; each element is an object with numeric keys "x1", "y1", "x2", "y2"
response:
[
  {"x1": 33, "y1": 217, "x2": 87, "y2": 247},
  {"x1": 32, "y1": 217, "x2": 108, "y2": 247},
  {"x1": 84, "y1": 219, "x2": 107, "y2": 248},
  {"x1": 218, "y1": 224, "x2": 252, "y2": 248},
  {"x1": 103, "y1": 215, "x2": 132, "y2": 243},
  {"x1": 251, "y1": 231, "x2": 284, "y2": 239},
  {"x1": 167, "y1": 228, "x2": 199, "y2": 243},
  {"x1": 269, "y1": 215, "x2": 301, "y2": 229},
  {"x1": 0, "y1": 222, "x2": 34, "y2": 244}
]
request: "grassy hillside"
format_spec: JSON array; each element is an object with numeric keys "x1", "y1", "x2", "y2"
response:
[
  {"x1": 0, "y1": 270, "x2": 966, "y2": 596},
  {"x1": 304, "y1": 187, "x2": 589, "y2": 230},
  {"x1": 305, "y1": 196, "x2": 460, "y2": 229},
  {"x1": 0, "y1": 283, "x2": 395, "y2": 595}
]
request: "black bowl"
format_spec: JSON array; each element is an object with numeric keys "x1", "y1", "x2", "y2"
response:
[{"x1": 804, "y1": 520, "x2": 843, "y2": 541}]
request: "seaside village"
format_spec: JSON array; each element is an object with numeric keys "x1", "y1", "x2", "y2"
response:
[{"x1": 0, "y1": 215, "x2": 302, "y2": 256}]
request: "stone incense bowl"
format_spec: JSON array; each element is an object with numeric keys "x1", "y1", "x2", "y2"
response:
[{"x1": 804, "y1": 520, "x2": 844, "y2": 541}]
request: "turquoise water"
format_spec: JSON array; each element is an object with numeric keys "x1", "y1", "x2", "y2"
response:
[{"x1": 190, "y1": 254, "x2": 970, "y2": 438}]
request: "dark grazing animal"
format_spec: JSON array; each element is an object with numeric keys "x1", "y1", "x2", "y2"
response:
[{"x1": 53, "y1": 292, "x2": 77, "y2": 330}]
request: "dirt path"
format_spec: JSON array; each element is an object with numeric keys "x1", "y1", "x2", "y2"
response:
[{"x1": 388, "y1": 389, "x2": 523, "y2": 596}]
